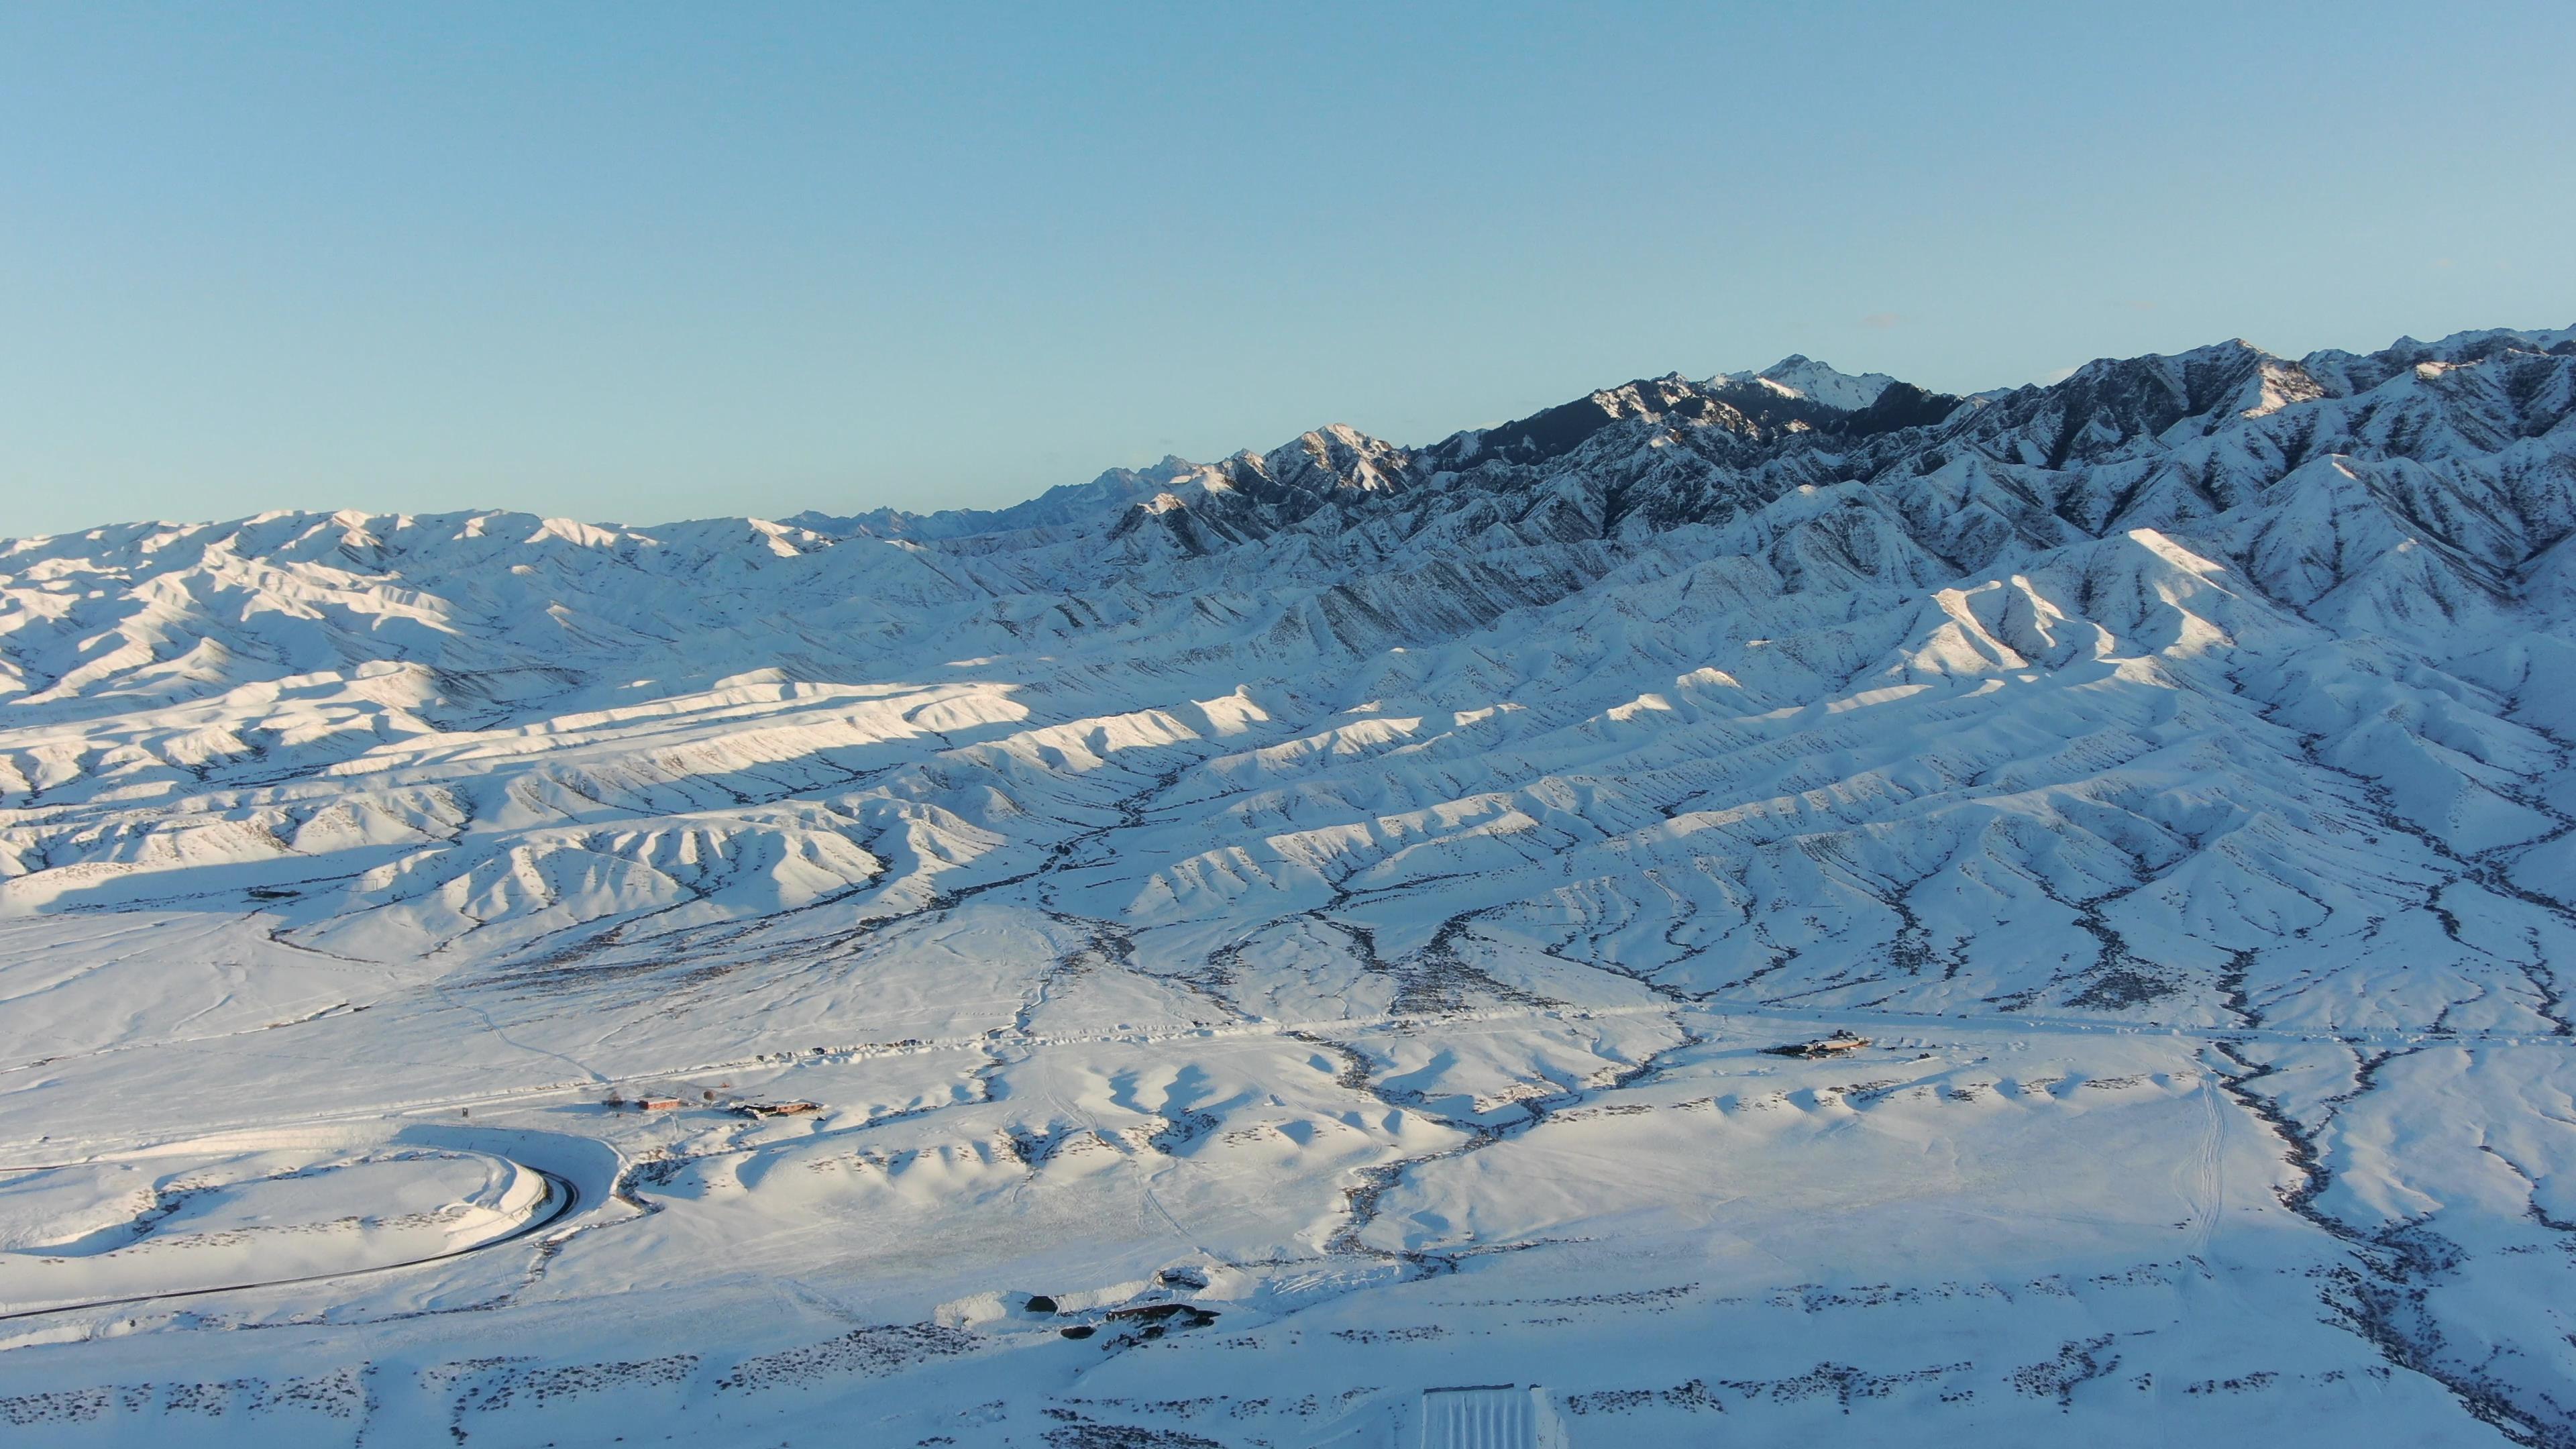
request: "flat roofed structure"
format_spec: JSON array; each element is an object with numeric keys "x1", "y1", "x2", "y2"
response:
[{"x1": 1419, "y1": 1384, "x2": 1564, "y2": 1449}]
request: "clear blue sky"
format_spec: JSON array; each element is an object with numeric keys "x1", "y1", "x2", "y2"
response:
[{"x1": 4, "y1": 3, "x2": 2570, "y2": 536}]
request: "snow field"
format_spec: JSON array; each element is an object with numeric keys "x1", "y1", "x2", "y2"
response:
[{"x1": 3, "y1": 327, "x2": 2575, "y2": 1442}]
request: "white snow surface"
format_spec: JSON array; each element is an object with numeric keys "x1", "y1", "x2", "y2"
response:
[
  {"x1": 1717, "y1": 354, "x2": 1899, "y2": 411},
  {"x1": 2, "y1": 327, "x2": 2575, "y2": 1445}
]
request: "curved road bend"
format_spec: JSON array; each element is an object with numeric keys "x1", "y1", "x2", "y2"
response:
[{"x1": 0, "y1": 1167, "x2": 580, "y2": 1326}]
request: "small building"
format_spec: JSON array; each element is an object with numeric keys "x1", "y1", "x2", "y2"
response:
[
  {"x1": 1419, "y1": 1385, "x2": 1565, "y2": 1449},
  {"x1": 1801, "y1": 1033, "x2": 1870, "y2": 1057},
  {"x1": 1762, "y1": 1031, "x2": 1874, "y2": 1060},
  {"x1": 637, "y1": 1097, "x2": 684, "y2": 1111},
  {"x1": 733, "y1": 1100, "x2": 821, "y2": 1118}
]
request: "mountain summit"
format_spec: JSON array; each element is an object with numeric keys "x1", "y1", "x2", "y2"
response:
[{"x1": 1717, "y1": 353, "x2": 1901, "y2": 411}]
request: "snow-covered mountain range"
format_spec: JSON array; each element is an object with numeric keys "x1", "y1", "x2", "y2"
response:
[{"x1": 3, "y1": 327, "x2": 2573, "y2": 1447}]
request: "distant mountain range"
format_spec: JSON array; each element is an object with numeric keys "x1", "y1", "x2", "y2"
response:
[{"x1": 6, "y1": 325, "x2": 2573, "y2": 1008}]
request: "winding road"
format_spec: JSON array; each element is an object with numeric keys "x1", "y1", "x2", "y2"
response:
[{"x1": 0, "y1": 1165, "x2": 580, "y2": 1326}]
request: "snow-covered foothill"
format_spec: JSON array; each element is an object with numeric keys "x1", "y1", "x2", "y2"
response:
[{"x1": 0, "y1": 325, "x2": 2573, "y2": 1445}]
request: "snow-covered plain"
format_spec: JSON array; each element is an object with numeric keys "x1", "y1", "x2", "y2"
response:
[{"x1": 2, "y1": 328, "x2": 2573, "y2": 1446}]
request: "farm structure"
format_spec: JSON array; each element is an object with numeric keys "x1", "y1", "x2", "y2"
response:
[
  {"x1": 1764, "y1": 1032, "x2": 1873, "y2": 1059},
  {"x1": 732, "y1": 1101, "x2": 822, "y2": 1119}
]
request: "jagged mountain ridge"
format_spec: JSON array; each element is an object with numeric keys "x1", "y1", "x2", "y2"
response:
[{"x1": 3, "y1": 325, "x2": 2572, "y2": 1025}]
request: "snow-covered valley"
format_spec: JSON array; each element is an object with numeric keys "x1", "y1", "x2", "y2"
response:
[{"x1": 3, "y1": 327, "x2": 2574, "y2": 1446}]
